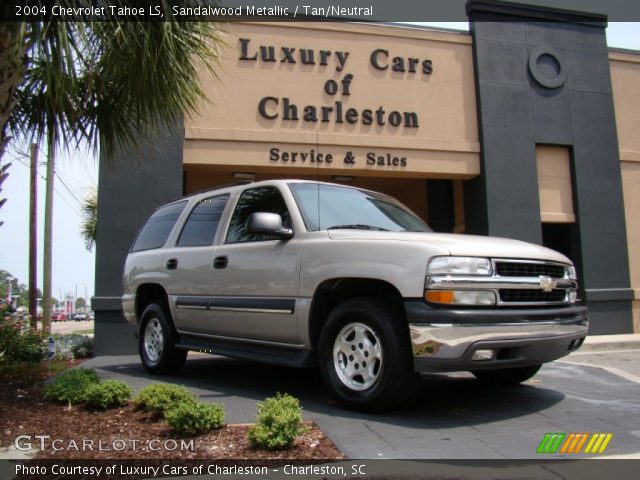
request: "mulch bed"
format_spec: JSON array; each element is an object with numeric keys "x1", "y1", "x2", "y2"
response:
[{"x1": 0, "y1": 362, "x2": 344, "y2": 460}]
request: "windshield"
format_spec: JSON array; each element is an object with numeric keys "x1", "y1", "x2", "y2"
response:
[{"x1": 289, "y1": 183, "x2": 431, "y2": 232}]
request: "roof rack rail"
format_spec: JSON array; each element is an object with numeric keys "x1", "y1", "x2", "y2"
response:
[{"x1": 167, "y1": 180, "x2": 254, "y2": 204}]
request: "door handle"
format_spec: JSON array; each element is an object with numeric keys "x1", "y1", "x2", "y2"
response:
[
  {"x1": 213, "y1": 256, "x2": 228, "y2": 269},
  {"x1": 166, "y1": 258, "x2": 178, "y2": 270}
]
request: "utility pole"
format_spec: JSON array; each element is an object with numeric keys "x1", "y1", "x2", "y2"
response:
[
  {"x1": 28, "y1": 143, "x2": 38, "y2": 329},
  {"x1": 42, "y1": 138, "x2": 56, "y2": 335}
]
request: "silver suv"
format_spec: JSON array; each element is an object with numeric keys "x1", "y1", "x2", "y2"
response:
[{"x1": 122, "y1": 180, "x2": 588, "y2": 411}]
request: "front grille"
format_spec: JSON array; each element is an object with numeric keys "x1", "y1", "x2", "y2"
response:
[
  {"x1": 500, "y1": 289, "x2": 567, "y2": 303},
  {"x1": 495, "y1": 261, "x2": 566, "y2": 278}
]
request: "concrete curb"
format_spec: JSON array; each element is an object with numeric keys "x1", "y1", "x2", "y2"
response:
[
  {"x1": 559, "y1": 358, "x2": 640, "y2": 384},
  {"x1": 580, "y1": 333, "x2": 640, "y2": 352}
]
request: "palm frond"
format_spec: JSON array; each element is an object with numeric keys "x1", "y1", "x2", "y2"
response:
[
  {"x1": 8, "y1": 2, "x2": 222, "y2": 162},
  {"x1": 80, "y1": 191, "x2": 97, "y2": 251}
]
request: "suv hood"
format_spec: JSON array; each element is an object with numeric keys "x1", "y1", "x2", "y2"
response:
[{"x1": 327, "y1": 230, "x2": 572, "y2": 264}]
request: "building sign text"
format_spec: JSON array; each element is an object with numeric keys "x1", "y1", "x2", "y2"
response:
[{"x1": 239, "y1": 38, "x2": 432, "y2": 129}]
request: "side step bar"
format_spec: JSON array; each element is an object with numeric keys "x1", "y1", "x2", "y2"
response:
[{"x1": 175, "y1": 335, "x2": 316, "y2": 368}]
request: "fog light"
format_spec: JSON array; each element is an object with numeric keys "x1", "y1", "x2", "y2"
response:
[
  {"x1": 452, "y1": 290, "x2": 496, "y2": 305},
  {"x1": 472, "y1": 349, "x2": 495, "y2": 361}
]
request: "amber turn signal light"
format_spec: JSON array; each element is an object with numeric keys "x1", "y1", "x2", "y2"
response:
[{"x1": 425, "y1": 290, "x2": 455, "y2": 304}]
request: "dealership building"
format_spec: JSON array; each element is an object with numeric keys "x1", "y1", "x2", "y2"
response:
[{"x1": 93, "y1": 1, "x2": 640, "y2": 354}]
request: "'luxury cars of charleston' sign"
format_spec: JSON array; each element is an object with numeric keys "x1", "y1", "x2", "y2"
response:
[{"x1": 239, "y1": 38, "x2": 432, "y2": 129}]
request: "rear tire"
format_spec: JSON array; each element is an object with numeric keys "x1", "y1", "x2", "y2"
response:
[
  {"x1": 318, "y1": 297, "x2": 415, "y2": 412},
  {"x1": 139, "y1": 303, "x2": 187, "y2": 374},
  {"x1": 472, "y1": 364, "x2": 542, "y2": 386}
]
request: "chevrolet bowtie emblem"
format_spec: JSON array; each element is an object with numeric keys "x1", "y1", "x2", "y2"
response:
[{"x1": 539, "y1": 276, "x2": 557, "y2": 292}]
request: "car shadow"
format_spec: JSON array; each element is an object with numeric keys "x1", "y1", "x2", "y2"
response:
[{"x1": 96, "y1": 353, "x2": 566, "y2": 430}]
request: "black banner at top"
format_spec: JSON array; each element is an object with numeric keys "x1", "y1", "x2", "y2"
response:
[{"x1": 3, "y1": 0, "x2": 640, "y2": 22}]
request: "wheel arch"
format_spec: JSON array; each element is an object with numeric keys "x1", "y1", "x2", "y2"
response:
[
  {"x1": 308, "y1": 278, "x2": 406, "y2": 350},
  {"x1": 135, "y1": 283, "x2": 171, "y2": 325}
]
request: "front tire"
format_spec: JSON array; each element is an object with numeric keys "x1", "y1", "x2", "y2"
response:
[
  {"x1": 472, "y1": 364, "x2": 542, "y2": 386},
  {"x1": 139, "y1": 304, "x2": 187, "y2": 374},
  {"x1": 318, "y1": 298, "x2": 415, "y2": 412}
]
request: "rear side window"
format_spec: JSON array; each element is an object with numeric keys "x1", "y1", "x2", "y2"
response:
[
  {"x1": 177, "y1": 194, "x2": 229, "y2": 247},
  {"x1": 131, "y1": 201, "x2": 187, "y2": 252}
]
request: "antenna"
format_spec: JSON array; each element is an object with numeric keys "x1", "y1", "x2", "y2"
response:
[{"x1": 316, "y1": 130, "x2": 321, "y2": 230}]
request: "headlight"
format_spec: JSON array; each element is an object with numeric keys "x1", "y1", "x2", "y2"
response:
[
  {"x1": 568, "y1": 291, "x2": 578, "y2": 303},
  {"x1": 427, "y1": 256, "x2": 492, "y2": 276},
  {"x1": 567, "y1": 265, "x2": 577, "y2": 279}
]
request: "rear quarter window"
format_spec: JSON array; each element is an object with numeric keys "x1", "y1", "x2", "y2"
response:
[{"x1": 131, "y1": 201, "x2": 187, "y2": 252}]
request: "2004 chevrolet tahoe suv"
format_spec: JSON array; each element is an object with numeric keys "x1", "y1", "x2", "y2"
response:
[{"x1": 122, "y1": 179, "x2": 588, "y2": 411}]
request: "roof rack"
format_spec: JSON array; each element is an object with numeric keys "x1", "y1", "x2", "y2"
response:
[{"x1": 167, "y1": 180, "x2": 254, "y2": 204}]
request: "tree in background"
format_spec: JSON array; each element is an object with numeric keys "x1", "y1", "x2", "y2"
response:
[
  {"x1": 81, "y1": 192, "x2": 97, "y2": 251},
  {"x1": 0, "y1": 269, "x2": 42, "y2": 309},
  {"x1": 2, "y1": 3, "x2": 221, "y2": 332},
  {"x1": 75, "y1": 297, "x2": 86, "y2": 311}
]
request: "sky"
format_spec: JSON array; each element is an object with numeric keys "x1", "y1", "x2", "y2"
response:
[
  {"x1": 0, "y1": 22, "x2": 637, "y2": 305},
  {"x1": 1, "y1": 143, "x2": 98, "y2": 303}
]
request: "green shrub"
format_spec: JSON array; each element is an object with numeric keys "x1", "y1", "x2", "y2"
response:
[
  {"x1": 133, "y1": 384, "x2": 197, "y2": 416},
  {"x1": 0, "y1": 318, "x2": 45, "y2": 364},
  {"x1": 44, "y1": 368, "x2": 99, "y2": 404},
  {"x1": 165, "y1": 402, "x2": 225, "y2": 435},
  {"x1": 51, "y1": 334, "x2": 94, "y2": 359},
  {"x1": 248, "y1": 393, "x2": 306, "y2": 450},
  {"x1": 84, "y1": 380, "x2": 132, "y2": 409},
  {"x1": 71, "y1": 336, "x2": 94, "y2": 359}
]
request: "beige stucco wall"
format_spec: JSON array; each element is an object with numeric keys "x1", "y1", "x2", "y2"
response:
[
  {"x1": 181, "y1": 23, "x2": 639, "y2": 330},
  {"x1": 536, "y1": 146, "x2": 575, "y2": 223},
  {"x1": 184, "y1": 22, "x2": 479, "y2": 179},
  {"x1": 610, "y1": 50, "x2": 640, "y2": 332}
]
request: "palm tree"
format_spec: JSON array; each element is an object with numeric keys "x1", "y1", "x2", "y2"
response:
[
  {"x1": 81, "y1": 191, "x2": 97, "y2": 251},
  {"x1": 3, "y1": 5, "x2": 221, "y2": 331},
  {"x1": 0, "y1": 20, "x2": 27, "y2": 226},
  {"x1": 0, "y1": 160, "x2": 9, "y2": 227},
  {"x1": 7, "y1": 20, "x2": 85, "y2": 333}
]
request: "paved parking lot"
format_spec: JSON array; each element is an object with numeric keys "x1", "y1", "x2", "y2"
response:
[
  {"x1": 50, "y1": 320, "x2": 94, "y2": 336},
  {"x1": 83, "y1": 350, "x2": 640, "y2": 459}
]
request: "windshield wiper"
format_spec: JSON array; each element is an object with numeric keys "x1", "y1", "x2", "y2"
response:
[{"x1": 327, "y1": 224, "x2": 390, "y2": 231}]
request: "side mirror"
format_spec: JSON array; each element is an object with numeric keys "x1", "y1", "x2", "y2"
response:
[{"x1": 246, "y1": 212, "x2": 294, "y2": 240}]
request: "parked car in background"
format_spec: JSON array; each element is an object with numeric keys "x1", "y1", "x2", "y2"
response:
[
  {"x1": 74, "y1": 313, "x2": 88, "y2": 321},
  {"x1": 51, "y1": 311, "x2": 67, "y2": 322}
]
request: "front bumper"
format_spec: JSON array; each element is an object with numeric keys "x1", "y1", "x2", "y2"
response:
[{"x1": 405, "y1": 300, "x2": 588, "y2": 373}]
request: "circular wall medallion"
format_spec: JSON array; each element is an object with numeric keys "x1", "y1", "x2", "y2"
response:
[{"x1": 528, "y1": 45, "x2": 567, "y2": 89}]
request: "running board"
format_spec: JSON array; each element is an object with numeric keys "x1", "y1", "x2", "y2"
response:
[{"x1": 176, "y1": 335, "x2": 316, "y2": 368}]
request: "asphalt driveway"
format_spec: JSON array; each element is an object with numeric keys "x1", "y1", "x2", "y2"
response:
[{"x1": 81, "y1": 352, "x2": 640, "y2": 459}]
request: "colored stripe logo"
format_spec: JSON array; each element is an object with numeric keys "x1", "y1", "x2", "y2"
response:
[
  {"x1": 584, "y1": 433, "x2": 613, "y2": 454},
  {"x1": 537, "y1": 433, "x2": 566, "y2": 453},
  {"x1": 537, "y1": 432, "x2": 613, "y2": 454}
]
